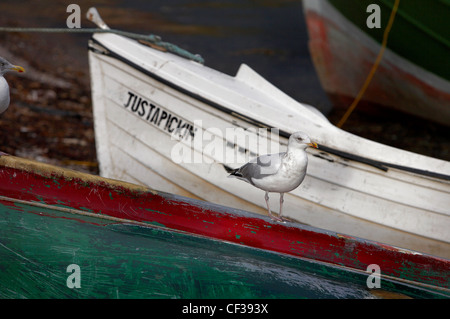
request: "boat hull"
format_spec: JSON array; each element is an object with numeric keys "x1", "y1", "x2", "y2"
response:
[
  {"x1": 0, "y1": 154, "x2": 448, "y2": 298},
  {"x1": 302, "y1": 0, "x2": 450, "y2": 125},
  {"x1": 2, "y1": 198, "x2": 385, "y2": 299},
  {"x1": 88, "y1": 33, "x2": 450, "y2": 258}
]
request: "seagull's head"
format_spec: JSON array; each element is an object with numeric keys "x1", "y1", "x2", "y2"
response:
[
  {"x1": 0, "y1": 57, "x2": 25, "y2": 76},
  {"x1": 289, "y1": 131, "x2": 318, "y2": 150}
]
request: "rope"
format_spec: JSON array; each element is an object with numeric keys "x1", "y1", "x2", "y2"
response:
[
  {"x1": 0, "y1": 26, "x2": 204, "y2": 64},
  {"x1": 337, "y1": 0, "x2": 400, "y2": 128}
]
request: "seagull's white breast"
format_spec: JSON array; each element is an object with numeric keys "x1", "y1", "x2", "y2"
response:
[
  {"x1": 0, "y1": 76, "x2": 10, "y2": 114},
  {"x1": 251, "y1": 150, "x2": 308, "y2": 193}
]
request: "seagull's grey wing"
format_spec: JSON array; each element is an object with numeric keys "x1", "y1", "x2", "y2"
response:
[
  {"x1": 253, "y1": 153, "x2": 283, "y2": 177},
  {"x1": 230, "y1": 153, "x2": 284, "y2": 184}
]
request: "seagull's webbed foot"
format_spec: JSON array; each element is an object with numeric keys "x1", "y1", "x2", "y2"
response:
[
  {"x1": 269, "y1": 211, "x2": 284, "y2": 223},
  {"x1": 276, "y1": 216, "x2": 287, "y2": 223},
  {"x1": 278, "y1": 216, "x2": 288, "y2": 223}
]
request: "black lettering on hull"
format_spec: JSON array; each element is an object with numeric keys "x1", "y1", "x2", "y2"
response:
[{"x1": 123, "y1": 90, "x2": 196, "y2": 141}]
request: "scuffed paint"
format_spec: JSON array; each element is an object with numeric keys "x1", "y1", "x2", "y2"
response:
[
  {"x1": 0, "y1": 154, "x2": 449, "y2": 297},
  {"x1": 1, "y1": 201, "x2": 446, "y2": 299}
]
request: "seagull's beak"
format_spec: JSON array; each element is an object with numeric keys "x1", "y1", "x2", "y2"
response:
[
  {"x1": 307, "y1": 142, "x2": 318, "y2": 148},
  {"x1": 10, "y1": 65, "x2": 25, "y2": 73}
]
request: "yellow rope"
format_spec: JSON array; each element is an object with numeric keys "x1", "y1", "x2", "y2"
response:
[{"x1": 337, "y1": 0, "x2": 401, "y2": 128}]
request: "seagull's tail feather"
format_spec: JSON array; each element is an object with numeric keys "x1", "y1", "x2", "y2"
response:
[
  {"x1": 222, "y1": 164, "x2": 244, "y2": 179},
  {"x1": 223, "y1": 164, "x2": 237, "y2": 175},
  {"x1": 222, "y1": 163, "x2": 253, "y2": 185}
]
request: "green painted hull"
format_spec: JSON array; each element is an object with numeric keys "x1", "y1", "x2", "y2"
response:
[
  {"x1": 328, "y1": 0, "x2": 450, "y2": 82},
  {"x1": 0, "y1": 196, "x2": 442, "y2": 299},
  {"x1": 1, "y1": 155, "x2": 448, "y2": 299}
]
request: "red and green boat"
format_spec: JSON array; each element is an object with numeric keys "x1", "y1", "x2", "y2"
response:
[
  {"x1": 302, "y1": 0, "x2": 450, "y2": 125},
  {"x1": 0, "y1": 153, "x2": 449, "y2": 298}
]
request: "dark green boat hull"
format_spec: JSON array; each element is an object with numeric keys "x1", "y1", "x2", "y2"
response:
[
  {"x1": 0, "y1": 198, "x2": 443, "y2": 299},
  {"x1": 303, "y1": 0, "x2": 450, "y2": 124},
  {"x1": 329, "y1": 0, "x2": 450, "y2": 82}
]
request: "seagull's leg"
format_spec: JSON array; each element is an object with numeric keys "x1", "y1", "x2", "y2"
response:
[
  {"x1": 264, "y1": 192, "x2": 272, "y2": 217},
  {"x1": 265, "y1": 192, "x2": 282, "y2": 222},
  {"x1": 279, "y1": 193, "x2": 287, "y2": 222}
]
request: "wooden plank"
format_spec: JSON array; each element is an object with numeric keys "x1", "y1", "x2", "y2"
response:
[
  {"x1": 1, "y1": 155, "x2": 448, "y2": 295},
  {"x1": 1, "y1": 197, "x2": 438, "y2": 299}
]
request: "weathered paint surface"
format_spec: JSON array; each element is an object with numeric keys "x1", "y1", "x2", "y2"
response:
[
  {"x1": 2, "y1": 199, "x2": 432, "y2": 299},
  {"x1": 0, "y1": 155, "x2": 449, "y2": 298}
]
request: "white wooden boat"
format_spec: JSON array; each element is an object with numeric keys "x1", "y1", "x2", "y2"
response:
[{"x1": 87, "y1": 14, "x2": 450, "y2": 258}]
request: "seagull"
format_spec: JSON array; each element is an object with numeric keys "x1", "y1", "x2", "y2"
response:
[
  {"x1": 0, "y1": 57, "x2": 25, "y2": 115},
  {"x1": 225, "y1": 131, "x2": 318, "y2": 222}
]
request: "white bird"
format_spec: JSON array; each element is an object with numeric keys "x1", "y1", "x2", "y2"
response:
[
  {"x1": 225, "y1": 131, "x2": 318, "y2": 222},
  {"x1": 0, "y1": 57, "x2": 25, "y2": 115}
]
